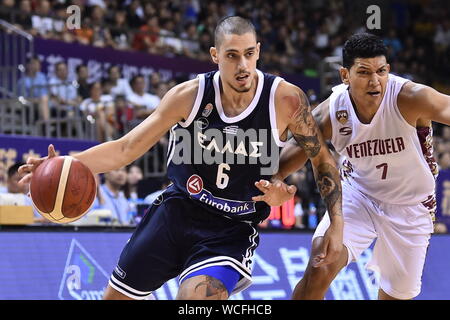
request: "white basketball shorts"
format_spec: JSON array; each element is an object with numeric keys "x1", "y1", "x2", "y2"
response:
[{"x1": 313, "y1": 181, "x2": 434, "y2": 300}]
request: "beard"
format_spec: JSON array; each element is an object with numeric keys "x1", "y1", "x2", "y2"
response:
[{"x1": 227, "y1": 80, "x2": 253, "y2": 93}]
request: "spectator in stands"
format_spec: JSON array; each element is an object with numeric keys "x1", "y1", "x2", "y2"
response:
[
  {"x1": 180, "y1": 21, "x2": 201, "y2": 58},
  {"x1": 123, "y1": 164, "x2": 144, "y2": 201},
  {"x1": 148, "y1": 71, "x2": 161, "y2": 95},
  {"x1": 74, "y1": 16, "x2": 94, "y2": 45},
  {"x1": 75, "y1": 64, "x2": 90, "y2": 99},
  {"x1": 4, "y1": 162, "x2": 45, "y2": 223},
  {"x1": 48, "y1": 61, "x2": 81, "y2": 117},
  {"x1": 90, "y1": 4, "x2": 105, "y2": 26},
  {"x1": 114, "y1": 94, "x2": 133, "y2": 135},
  {"x1": 75, "y1": 25, "x2": 94, "y2": 45},
  {"x1": 101, "y1": 78, "x2": 115, "y2": 102},
  {"x1": 52, "y1": 3, "x2": 67, "y2": 37},
  {"x1": 159, "y1": 18, "x2": 183, "y2": 55},
  {"x1": 17, "y1": 56, "x2": 50, "y2": 121},
  {"x1": 126, "y1": 74, "x2": 160, "y2": 119},
  {"x1": 442, "y1": 126, "x2": 450, "y2": 142},
  {"x1": 90, "y1": 5, "x2": 112, "y2": 48},
  {"x1": 156, "y1": 81, "x2": 170, "y2": 100},
  {"x1": 30, "y1": 0, "x2": 55, "y2": 38},
  {"x1": 384, "y1": 29, "x2": 403, "y2": 56},
  {"x1": 294, "y1": 191, "x2": 305, "y2": 229},
  {"x1": 108, "y1": 65, "x2": 132, "y2": 98},
  {"x1": 440, "y1": 152, "x2": 450, "y2": 170},
  {"x1": 6, "y1": 162, "x2": 28, "y2": 194},
  {"x1": 14, "y1": 0, "x2": 32, "y2": 30},
  {"x1": 108, "y1": 10, "x2": 130, "y2": 50},
  {"x1": 0, "y1": 0, "x2": 14, "y2": 21},
  {"x1": 91, "y1": 173, "x2": 106, "y2": 209},
  {"x1": 132, "y1": 15, "x2": 161, "y2": 53},
  {"x1": 434, "y1": 21, "x2": 450, "y2": 51},
  {"x1": 142, "y1": 1, "x2": 156, "y2": 18},
  {"x1": 74, "y1": 173, "x2": 111, "y2": 225},
  {"x1": 79, "y1": 81, "x2": 115, "y2": 142},
  {"x1": 100, "y1": 167, "x2": 131, "y2": 225},
  {"x1": 123, "y1": 164, "x2": 144, "y2": 224},
  {"x1": 197, "y1": 30, "x2": 213, "y2": 61},
  {"x1": 126, "y1": 0, "x2": 144, "y2": 29}
]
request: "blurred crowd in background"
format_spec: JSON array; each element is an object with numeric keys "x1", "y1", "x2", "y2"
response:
[
  {"x1": 0, "y1": 0, "x2": 449, "y2": 230},
  {"x1": 1, "y1": 0, "x2": 449, "y2": 87}
]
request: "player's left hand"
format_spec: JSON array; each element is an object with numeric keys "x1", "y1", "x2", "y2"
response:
[{"x1": 252, "y1": 179, "x2": 297, "y2": 207}]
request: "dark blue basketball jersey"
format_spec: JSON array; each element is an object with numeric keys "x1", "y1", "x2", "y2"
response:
[{"x1": 167, "y1": 69, "x2": 286, "y2": 223}]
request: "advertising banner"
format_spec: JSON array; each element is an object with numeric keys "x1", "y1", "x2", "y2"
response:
[
  {"x1": 0, "y1": 230, "x2": 448, "y2": 300},
  {"x1": 33, "y1": 38, "x2": 320, "y2": 92},
  {"x1": 0, "y1": 134, "x2": 97, "y2": 173}
]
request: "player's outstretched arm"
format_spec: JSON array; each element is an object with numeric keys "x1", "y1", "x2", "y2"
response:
[
  {"x1": 19, "y1": 79, "x2": 198, "y2": 182},
  {"x1": 252, "y1": 98, "x2": 332, "y2": 206},
  {"x1": 285, "y1": 86, "x2": 342, "y2": 267}
]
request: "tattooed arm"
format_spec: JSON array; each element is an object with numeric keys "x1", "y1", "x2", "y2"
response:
[
  {"x1": 288, "y1": 90, "x2": 341, "y2": 216},
  {"x1": 288, "y1": 88, "x2": 342, "y2": 267},
  {"x1": 275, "y1": 97, "x2": 332, "y2": 181},
  {"x1": 270, "y1": 83, "x2": 342, "y2": 267},
  {"x1": 252, "y1": 97, "x2": 333, "y2": 207}
]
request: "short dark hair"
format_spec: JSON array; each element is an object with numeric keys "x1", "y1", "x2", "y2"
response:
[
  {"x1": 342, "y1": 33, "x2": 388, "y2": 69},
  {"x1": 108, "y1": 65, "x2": 121, "y2": 75},
  {"x1": 76, "y1": 64, "x2": 87, "y2": 73},
  {"x1": 88, "y1": 81, "x2": 102, "y2": 92},
  {"x1": 214, "y1": 16, "x2": 256, "y2": 48},
  {"x1": 7, "y1": 162, "x2": 24, "y2": 178},
  {"x1": 55, "y1": 61, "x2": 66, "y2": 69},
  {"x1": 130, "y1": 74, "x2": 144, "y2": 87},
  {"x1": 26, "y1": 55, "x2": 40, "y2": 64}
]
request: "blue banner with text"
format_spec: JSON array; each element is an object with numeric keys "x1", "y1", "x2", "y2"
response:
[{"x1": 0, "y1": 230, "x2": 448, "y2": 300}]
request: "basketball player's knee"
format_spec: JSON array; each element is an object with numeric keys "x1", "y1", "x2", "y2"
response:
[
  {"x1": 177, "y1": 276, "x2": 229, "y2": 300},
  {"x1": 303, "y1": 266, "x2": 335, "y2": 290}
]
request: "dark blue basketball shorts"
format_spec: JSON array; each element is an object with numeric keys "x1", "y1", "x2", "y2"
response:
[{"x1": 108, "y1": 185, "x2": 260, "y2": 299}]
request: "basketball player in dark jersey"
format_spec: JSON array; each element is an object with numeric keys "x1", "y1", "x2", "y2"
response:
[{"x1": 19, "y1": 16, "x2": 343, "y2": 300}]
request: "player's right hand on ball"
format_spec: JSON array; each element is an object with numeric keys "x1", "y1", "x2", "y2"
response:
[{"x1": 18, "y1": 144, "x2": 57, "y2": 185}]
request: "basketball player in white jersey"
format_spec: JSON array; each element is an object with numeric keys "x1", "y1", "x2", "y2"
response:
[{"x1": 254, "y1": 33, "x2": 450, "y2": 300}]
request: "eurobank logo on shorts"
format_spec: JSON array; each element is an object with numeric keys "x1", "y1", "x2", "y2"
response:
[{"x1": 58, "y1": 239, "x2": 109, "y2": 300}]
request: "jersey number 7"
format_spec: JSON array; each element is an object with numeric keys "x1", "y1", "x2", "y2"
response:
[{"x1": 376, "y1": 163, "x2": 388, "y2": 180}]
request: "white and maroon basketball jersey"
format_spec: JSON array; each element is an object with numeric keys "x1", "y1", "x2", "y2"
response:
[{"x1": 329, "y1": 74, "x2": 438, "y2": 206}]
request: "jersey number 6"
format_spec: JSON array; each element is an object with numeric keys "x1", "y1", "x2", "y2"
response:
[
  {"x1": 376, "y1": 163, "x2": 388, "y2": 180},
  {"x1": 216, "y1": 163, "x2": 231, "y2": 189}
]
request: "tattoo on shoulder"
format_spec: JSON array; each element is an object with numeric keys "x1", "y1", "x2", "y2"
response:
[{"x1": 291, "y1": 91, "x2": 321, "y2": 158}]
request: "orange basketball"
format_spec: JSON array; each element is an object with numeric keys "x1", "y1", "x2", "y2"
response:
[{"x1": 30, "y1": 156, "x2": 97, "y2": 224}]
